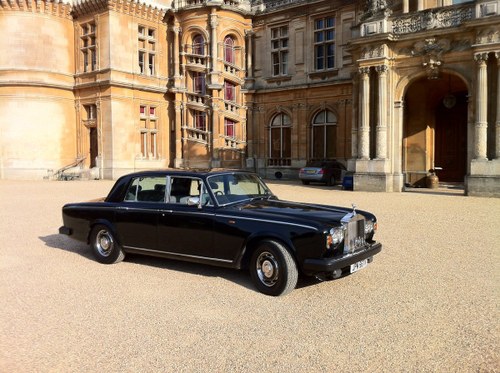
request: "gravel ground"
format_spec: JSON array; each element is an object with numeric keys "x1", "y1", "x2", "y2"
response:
[{"x1": 0, "y1": 179, "x2": 498, "y2": 373}]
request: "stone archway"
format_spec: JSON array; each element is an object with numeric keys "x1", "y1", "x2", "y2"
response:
[{"x1": 403, "y1": 73, "x2": 468, "y2": 186}]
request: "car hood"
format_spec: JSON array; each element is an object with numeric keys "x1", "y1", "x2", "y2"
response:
[{"x1": 228, "y1": 199, "x2": 374, "y2": 227}]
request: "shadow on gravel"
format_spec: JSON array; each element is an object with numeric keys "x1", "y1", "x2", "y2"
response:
[
  {"x1": 40, "y1": 234, "x2": 92, "y2": 259},
  {"x1": 39, "y1": 233, "x2": 326, "y2": 294}
]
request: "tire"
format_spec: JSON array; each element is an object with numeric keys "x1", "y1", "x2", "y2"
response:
[
  {"x1": 90, "y1": 224, "x2": 125, "y2": 264},
  {"x1": 250, "y1": 240, "x2": 298, "y2": 296},
  {"x1": 301, "y1": 180, "x2": 310, "y2": 185}
]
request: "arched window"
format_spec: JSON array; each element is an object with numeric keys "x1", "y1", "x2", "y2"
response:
[
  {"x1": 224, "y1": 36, "x2": 235, "y2": 64},
  {"x1": 269, "y1": 113, "x2": 291, "y2": 166},
  {"x1": 192, "y1": 34, "x2": 205, "y2": 55},
  {"x1": 312, "y1": 110, "x2": 337, "y2": 159}
]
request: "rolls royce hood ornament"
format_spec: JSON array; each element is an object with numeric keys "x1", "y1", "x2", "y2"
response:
[{"x1": 352, "y1": 203, "x2": 357, "y2": 215}]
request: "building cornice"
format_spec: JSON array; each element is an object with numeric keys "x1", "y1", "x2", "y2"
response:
[
  {"x1": 72, "y1": 0, "x2": 167, "y2": 21},
  {"x1": 0, "y1": 0, "x2": 73, "y2": 20}
]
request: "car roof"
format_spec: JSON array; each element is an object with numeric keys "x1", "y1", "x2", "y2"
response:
[{"x1": 121, "y1": 169, "x2": 253, "y2": 179}]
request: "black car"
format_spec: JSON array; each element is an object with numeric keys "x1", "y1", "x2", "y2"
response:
[
  {"x1": 299, "y1": 160, "x2": 347, "y2": 186},
  {"x1": 60, "y1": 170, "x2": 381, "y2": 296}
]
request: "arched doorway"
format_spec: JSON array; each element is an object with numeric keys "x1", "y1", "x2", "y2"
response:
[{"x1": 403, "y1": 73, "x2": 468, "y2": 186}]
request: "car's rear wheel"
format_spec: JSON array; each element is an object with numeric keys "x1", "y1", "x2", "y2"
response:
[
  {"x1": 90, "y1": 225, "x2": 125, "y2": 264},
  {"x1": 250, "y1": 240, "x2": 298, "y2": 296}
]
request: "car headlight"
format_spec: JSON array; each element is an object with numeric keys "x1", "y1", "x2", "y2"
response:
[
  {"x1": 364, "y1": 220, "x2": 373, "y2": 234},
  {"x1": 327, "y1": 227, "x2": 344, "y2": 248}
]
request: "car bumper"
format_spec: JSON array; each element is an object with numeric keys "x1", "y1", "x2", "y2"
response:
[
  {"x1": 299, "y1": 174, "x2": 325, "y2": 182},
  {"x1": 59, "y1": 226, "x2": 72, "y2": 235},
  {"x1": 302, "y1": 242, "x2": 382, "y2": 274}
]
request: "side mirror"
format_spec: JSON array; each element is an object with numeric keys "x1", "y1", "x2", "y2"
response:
[{"x1": 187, "y1": 196, "x2": 201, "y2": 208}]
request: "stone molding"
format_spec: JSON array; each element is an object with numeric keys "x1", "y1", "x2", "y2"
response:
[{"x1": 0, "y1": 0, "x2": 72, "y2": 19}]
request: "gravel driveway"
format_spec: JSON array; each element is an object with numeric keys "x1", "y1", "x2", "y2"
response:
[{"x1": 0, "y1": 179, "x2": 498, "y2": 372}]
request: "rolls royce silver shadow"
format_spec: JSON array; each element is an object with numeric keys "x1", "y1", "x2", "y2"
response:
[{"x1": 59, "y1": 170, "x2": 382, "y2": 296}]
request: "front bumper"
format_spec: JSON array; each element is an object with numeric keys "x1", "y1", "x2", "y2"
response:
[
  {"x1": 302, "y1": 242, "x2": 382, "y2": 274},
  {"x1": 59, "y1": 226, "x2": 72, "y2": 236}
]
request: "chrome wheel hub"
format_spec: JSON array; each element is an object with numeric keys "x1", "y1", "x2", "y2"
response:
[
  {"x1": 96, "y1": 230, "x2": 113, "y2": 257},
  {"x1": 256, "y1": 251, "x2": 279, "y2": 287}
]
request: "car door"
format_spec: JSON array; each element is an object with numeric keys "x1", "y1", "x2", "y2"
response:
[
  {"x1": 157, "y1": 176, "x2": 215, "y2": 259},
  {"x1": 114, "y1": 175, "x2": 166, "y2": 251}
]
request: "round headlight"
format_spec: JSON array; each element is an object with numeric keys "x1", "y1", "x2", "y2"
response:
[{"x1": 329, "y1": 227, "x2": 344, "y2": 245}]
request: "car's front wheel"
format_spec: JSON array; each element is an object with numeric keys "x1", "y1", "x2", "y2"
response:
[
  {"x1": 250, "y1": 240, "x2": 298, "y2": 296},
  {"x1": 90, "y1": 224, "x2": 125, "y2": 264}
]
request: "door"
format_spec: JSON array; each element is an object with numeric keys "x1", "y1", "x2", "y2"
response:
[
  {"x1": 434, "y1": 92, "x2": 467, "y2": 182},
  {"x1": 89, "y1": 127, "x2": 98, "y2": 168},
  {"x1": 157, "y1": 177, "x2": 215, "y2": 259}
]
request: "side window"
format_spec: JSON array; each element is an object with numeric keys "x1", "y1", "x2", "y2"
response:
[
  {"x1": 124, "y1": 176, "x2": 166, "y2": 202},
  {"x1": 168, "y1": 177, "x2": 213, "y2": 206}
]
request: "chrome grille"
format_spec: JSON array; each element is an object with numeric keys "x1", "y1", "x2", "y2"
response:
[{"x1": 343, "y1": 214, "x2": 366, "y2": 254}]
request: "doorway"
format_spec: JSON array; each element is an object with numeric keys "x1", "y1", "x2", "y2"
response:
[
  {"x1": 403, "y1": 73, "x2": 468, "y2": 186},
  {"x1": 89, "y1": 127, "x2": 98, "y2": 168}
]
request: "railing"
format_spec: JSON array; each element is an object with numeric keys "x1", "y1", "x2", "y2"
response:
[
  {"x1": 267, "y1": 158, "x2": 291, "y2": 166},
  {"x1": 391, "y1": 4, "x2": 474, "y2": 35},
  {"x1": 183, "y1": 126, "x2": 209, "y2": 143},
  {"x1": 187, "y1": 93, "x2": 207, "y2": 106},
  {"x1": 220, "y1": 135, "x2": 245, "y2": 149},
  {"x1": 53, "y1": 157, "x2": 86, "y2": 181}
]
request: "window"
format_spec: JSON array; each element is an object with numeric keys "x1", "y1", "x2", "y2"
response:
[
  {"x1": 271, "y1": 26, "x2": 288, "y2": 76},
  {"x1": 192, "y1": 34, "x2": 205, "y2": 55},
  {"x1": 224, "y1": 81, "x2": 235, "y2": 102},
  {"x1": 312, "y1": 110, "x2": 337, "y2": 159},
  {"x1": 124, "y1": 176, "x2": 166, "y2": 202},
  {"x1": 138, "y1": 25, "x2": 156, "y2": 75},
  {"x1": 84, "y1": 104, "x2": 97, "y2": 120},
  {"x1": 224, "y1": 36, "x2": 235, "y2": 64},
  {"x1": 192, "y1": 110, "x2": 206, "y2": 131},
  {"x1": 81, "y1": 22, "x2": 97, "y2": 72},
  {"x1": 193, "y1": 72, "x2": 206, "y2": 95},
  {"x1": 314, "y1": 17, "x2": 335, "y2": 71},
  {"x1": 224, "y1": 118, "x2": 235, "y2": 138},
  {"x1": 269, "y1": 113, "x2": 291, "y2": 164},
  {"x1": 139, "y1": 105, "x2": 158, "y2": 159},
  {"x1": 168, "y1": 177, "x2": 211, "y2": 205}
]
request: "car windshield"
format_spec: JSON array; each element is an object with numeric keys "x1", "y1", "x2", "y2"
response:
[{"x1": 207, "y1": 173, "x2": 274, "y2": 206}]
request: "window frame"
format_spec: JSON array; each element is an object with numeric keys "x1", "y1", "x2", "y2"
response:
[
  {"x1": 311, "y1": 109, "x2": 337, "y2": 159},
  {"x1": 271, "y1": 26, "x2": 289, "y2": 76},
  {"x1": 138, "y1": 25, "x2": 156, "y2": 76},
  {"x1": 314, "y1": 16, "x2": 335, "y2": 71}
]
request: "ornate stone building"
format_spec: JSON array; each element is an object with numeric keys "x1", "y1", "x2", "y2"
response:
[{"x1": 0, "y1": 0, "x2": 499, "y2": 196}]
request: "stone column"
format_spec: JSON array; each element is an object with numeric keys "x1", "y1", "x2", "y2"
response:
[
  {"x1": 417, "y1": 0, "x2": 424, "y2": 11},
  {"x1": 474, "y1": 53, "x2": 488, "y2": 160},
  {"x1": 358, "y1": 67, "x2": 370, "y2": 159},
  {"x1": 403, "y1": 0, "x2": 409, "y2": 13},
  {"x1": 496, "y1": 52, "x2": 500, "y2": 159},
  {"x1": 174, "y1": 101, "x2": 184, "y2": 167},
  {"x1": 210, "y1": 11, "x2": 218, "y2": 73},
  {"x1": 245, "y1": 30, "x2": 254, "y2": 80},
  {"x1": 173, "y1": 26, "x2": 180, "y2": 77},
  {"x1": 376, "y1": 65, "x2": 388, "y2": 159}
]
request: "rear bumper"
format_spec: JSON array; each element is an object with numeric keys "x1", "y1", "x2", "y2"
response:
[
  {"x1": 299, "y1": 174, "x2": 325, "y2": 182},
  {"x1": 59, "y1": 226, "x2": 72, "y2": 236},
  {"x1": 302, "y1": 242, "x2": 382, "y2": 274}
]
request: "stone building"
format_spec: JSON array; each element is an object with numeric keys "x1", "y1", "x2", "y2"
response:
[{"x1": 0, "y1": 0, "x2": 498, "y2": 196}]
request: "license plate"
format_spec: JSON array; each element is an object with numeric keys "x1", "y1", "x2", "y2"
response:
[
  {"x1": 306, "y1": 170, "x2": 316, "y2": 174},
  {"x1": 350, "y1": 259, "x2": 368, "y2": 273}
]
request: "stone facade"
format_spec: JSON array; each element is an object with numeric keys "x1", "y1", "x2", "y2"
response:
[{"x1": 0, "y1": 0, "x2": 499, "y2": 196}]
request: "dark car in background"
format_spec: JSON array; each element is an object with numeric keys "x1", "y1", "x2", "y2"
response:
[
  {"x1": 299, "y1": 160, "x2": 347, "y2": 186},
  {"x1": 59, "y1": 170, "x2": 381, "y2": 296}
]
